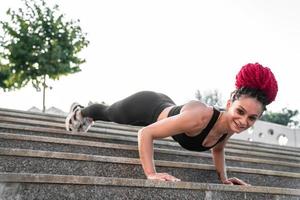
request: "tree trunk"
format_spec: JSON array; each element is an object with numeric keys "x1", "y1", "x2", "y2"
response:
[{"x1": 42, "y1": 75, "x2": 46, "y2": 113}]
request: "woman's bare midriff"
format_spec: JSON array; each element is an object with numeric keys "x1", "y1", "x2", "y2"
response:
[
  {"x1": 156, "y1": 106, "x2": 175, "y2": 121},
  {"x1": 156, "y1": 100, "x2": 204, "y2": 122}
]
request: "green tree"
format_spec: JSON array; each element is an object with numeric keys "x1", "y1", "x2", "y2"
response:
[
  {"x1": 260, "y1": 108, "x2": 299, "y2": 127},
  {"x1": 195, "y1": 89, "x2": 224, "y2": 108},
  {"x1": 0, "y1": 0, "x2": 89, "y2": 112}
]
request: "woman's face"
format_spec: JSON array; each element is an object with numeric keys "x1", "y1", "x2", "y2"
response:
[{"x1": 226, "y1": 96, "x2": 264, "y2": 133}]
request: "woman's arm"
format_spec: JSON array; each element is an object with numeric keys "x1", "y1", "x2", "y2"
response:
[
  {"x1": 211, "y1": 145, "x2": 228, "y2": 182},
  {"x1": 138, "y1": 111, "x2": 200, "y2": 181},
  {"x1": 211, "y1": 135, "x2": 250, "y2": 186}
]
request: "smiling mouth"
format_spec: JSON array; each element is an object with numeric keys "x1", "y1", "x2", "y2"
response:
[{"x1": 234, "y1": 121, "x2": 245, "y2": 131}]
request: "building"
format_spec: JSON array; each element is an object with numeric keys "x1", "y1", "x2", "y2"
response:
[{"x1": 232, "y1": 120, "x2": 300, "y2": 147}]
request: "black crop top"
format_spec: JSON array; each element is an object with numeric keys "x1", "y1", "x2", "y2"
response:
[{"x1": 168, "y1": 105, "x2": 227, "y2": 152}]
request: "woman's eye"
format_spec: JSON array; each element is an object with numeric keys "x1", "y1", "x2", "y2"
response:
[
  {"x1": 249, "y1": 117, "x2": 257, "y2": 121},
  {"x1": 237, "y1": 109, "x2": 244, "y2": 115}
]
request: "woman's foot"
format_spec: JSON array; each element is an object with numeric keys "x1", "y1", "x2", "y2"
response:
[{"x1": 65, "y1": 103, "x2": 94, "y2": 132}]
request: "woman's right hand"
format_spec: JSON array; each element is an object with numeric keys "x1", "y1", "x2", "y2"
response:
[{"x1": 147, "y1": 172, "x2": 181, "y2": 182}]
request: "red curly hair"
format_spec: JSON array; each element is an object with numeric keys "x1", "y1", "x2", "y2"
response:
[{"x1": 235, "y1": 63, "x2": 278, "y2": 104}]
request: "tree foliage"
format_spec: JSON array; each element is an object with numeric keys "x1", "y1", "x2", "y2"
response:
[
  {"x1": 0, "y1": 0, "x2": 89, "y2": 91},
  {"x1": 260, "y1": 108, "x2": 299, "y2": 127},
  {"x1": 195, "y1": 89, "x2": 224, "y2": 107}
]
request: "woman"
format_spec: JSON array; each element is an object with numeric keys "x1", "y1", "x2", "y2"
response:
[{"x1": 65, "y1": 63, "x2": 278, "y2": 185}]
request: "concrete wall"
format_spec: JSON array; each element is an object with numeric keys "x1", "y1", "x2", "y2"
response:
[{"x1": 231, "y1": 120, "x2": 300, "y2": 148}]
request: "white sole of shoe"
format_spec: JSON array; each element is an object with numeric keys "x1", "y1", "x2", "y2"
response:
[{"x1": 65, "y1": 102, "x2": 80, "y2": 131}]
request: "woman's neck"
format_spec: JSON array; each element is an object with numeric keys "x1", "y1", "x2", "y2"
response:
[{"x1": 214, "y1": 111, "x2": 233, "y2": 135}]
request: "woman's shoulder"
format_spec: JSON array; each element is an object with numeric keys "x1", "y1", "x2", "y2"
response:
[
  {"x1": 182, "y1": 100, "x2": 214, "y2": 119},
  {"x1": 178, "y1": 100, "x2": 215, "y2": 131}
]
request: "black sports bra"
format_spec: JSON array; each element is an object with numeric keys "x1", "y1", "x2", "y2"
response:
[{"x1": 168, "y1": 105, "x2": 227, "y2": 152}]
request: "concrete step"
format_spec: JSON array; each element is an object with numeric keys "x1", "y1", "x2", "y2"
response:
[
  {"x1": 1, "y1": 173, "x2": 299, "y2": 200},
  {"x1": 0, "y1": 108, "x2": 141, "y2": 132},
  {"x1": 2, "y1": 115, "x2": 300, "y2": 158},
  {"x1": 0, "y1": 132, "x2": 299, "y2": 173},
  {"x1": 1, "y1": 108, "x2": 299, "y2": 200},
  {"x1": 0, "y1": 123, "x2": 299, "y2": 164},
  {"x1": 0, "y1": 148, "x2": 299, "y2": 189},
  {"x1": 0, "y1": 173, "x2": 300, "y2": 200},
  {"x1": 1, "y1": 107, "x2": 299, "y2": 154}
]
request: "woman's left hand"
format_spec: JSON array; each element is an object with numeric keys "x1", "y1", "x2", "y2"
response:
[{"x1": 222, "y1": 177, "x2": 251, "y2": 186}]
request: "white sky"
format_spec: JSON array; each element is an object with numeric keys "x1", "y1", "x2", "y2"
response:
[{"x1": 0, "y1": 0, "x2": 300, "y2": 114}]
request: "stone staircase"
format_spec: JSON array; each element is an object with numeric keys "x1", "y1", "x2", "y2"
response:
[{"x1": 0, "y1": 107, "x2": 299, "y2": 200}]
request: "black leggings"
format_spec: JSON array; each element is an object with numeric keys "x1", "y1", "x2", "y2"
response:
[{"x1": 81, "y1": 91, "x2": 175, "y2": 126}]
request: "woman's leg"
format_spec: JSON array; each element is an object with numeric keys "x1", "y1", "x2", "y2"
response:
[
  {"x1": 81, "y1": 103, "x2": 110, "y2": 121},
  {"x1": 94, "y1": 91, "x2": 175, "y2": 125},
  {"x1": 66, "y1": 91, "x2": 175, "y2": 131}
]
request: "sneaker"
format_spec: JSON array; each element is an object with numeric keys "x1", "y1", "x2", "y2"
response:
[{"x1": 65, "y1": 102, "x2": 94, "y2": 132}]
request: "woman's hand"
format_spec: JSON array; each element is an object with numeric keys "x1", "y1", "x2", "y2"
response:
[
  {"x1": 222, "y1": 177, "x2": 251, "y2": 186},
  {"x1": 147, "y1": 172, "x2": 181, "y2": 182}
]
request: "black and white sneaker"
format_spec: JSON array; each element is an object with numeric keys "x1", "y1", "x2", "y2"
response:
[{"x1": 65, "y1": 103, "x2": 93, "y2": 132}]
